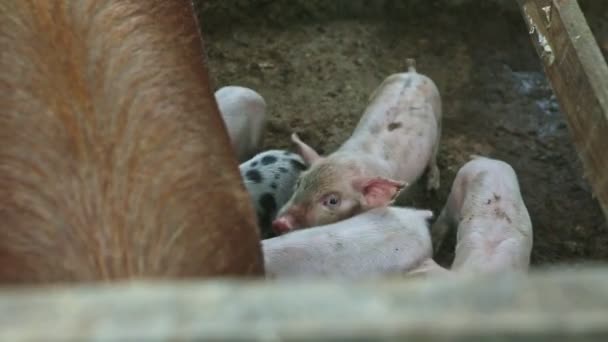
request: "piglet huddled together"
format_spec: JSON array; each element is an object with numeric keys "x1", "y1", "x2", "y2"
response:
[
  {"x1": 218, "y1": 58, "x2": 534, "y2": 280},
  {"x1": 263, "y1": 206, "x2": 434, "y2": 279},
  {"x1": 432, "y1": 155, "x2": 533, "y2": 275},
  {"x1": 238, "y1": 150, "x2": 307, "y2": 238},
  {"x1": 272, "y1": 59, "x2": 442, "y2": 235},
  {"x1": 215, "y1": 86, "x2": 267, "y2": 162}
]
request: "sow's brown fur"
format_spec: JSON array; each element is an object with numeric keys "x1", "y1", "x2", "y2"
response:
[{"x1": 0, "y1": 0, "x2": 264, "y2": 282}]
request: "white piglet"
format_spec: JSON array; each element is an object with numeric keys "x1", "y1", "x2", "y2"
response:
[
  {"x1": 215, "y1": 86, "x2": 267, "y2": 162},
  {"x1": 263, "y1": 207, "x2": 434, "y2": 279},
  {"x1": 272, "y1": 58, "x2": 442, "y2": 234},
  {"x1": 240, "y1": 150, "x2": 307, "y2": 239},
  {"x1": 432, "y1": 155, "x2": 533, "y2": 274}
]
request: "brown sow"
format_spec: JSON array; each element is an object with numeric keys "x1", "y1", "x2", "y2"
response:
[{"x1": 0, "y1": 0, "x2": 264, "y2": 282}]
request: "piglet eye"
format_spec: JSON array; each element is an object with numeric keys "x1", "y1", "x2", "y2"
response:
[{"x1": 322, "y1": 193, "x2": 341, "y2": 208}]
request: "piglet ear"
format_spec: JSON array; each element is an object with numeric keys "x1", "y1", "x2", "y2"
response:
[
  {"x1": 291, "y1": 133, "x2": 321, "y2": 165},
  {"x1": 353, "y1": 177, "x2": 407, "y2": 208}
]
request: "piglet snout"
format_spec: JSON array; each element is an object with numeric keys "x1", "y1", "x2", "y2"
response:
[{"x1": 272, "y1": 216, "x2": 294, "y2": 235}]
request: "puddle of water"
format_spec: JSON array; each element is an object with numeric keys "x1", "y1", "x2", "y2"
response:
[{"x1": 510, "y1": 70, "x2": 563, "y2": 137}]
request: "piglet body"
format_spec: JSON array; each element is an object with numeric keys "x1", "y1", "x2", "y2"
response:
[
  {"x1": 432, "y1": 156, "x2": 533, "y2": 274},
  {"x1": 339, "y1": 60, "x2": 442, "y2": 192},
  {"x1": 273, "y1": 59, "x2": 442, "y2": 233},
  {"x1": 263, "y1": 207, "x2": 434, "y2": 279},
  {"x1": 239, "y1": 150, "x2": 307, "y2": 239},
  {"x1": 215, "y1": 86, "x2": 266, "y2": 162}
]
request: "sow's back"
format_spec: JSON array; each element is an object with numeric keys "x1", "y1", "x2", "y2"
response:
[{"x1": 0, "y1": 0, "x2": 263, "y2": 282}]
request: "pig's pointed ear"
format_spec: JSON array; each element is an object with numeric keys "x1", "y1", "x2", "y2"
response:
[
  {"x1": 291, "y1": 133, "x2": 321, "y2": 165},
  {"x1": 353, "y1": 177, "x2": 407, "y2": 208}
]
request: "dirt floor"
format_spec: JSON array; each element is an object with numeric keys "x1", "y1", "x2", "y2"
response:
[{"x1": 197, "y1": 1, "x2": 608, "y2": 268}]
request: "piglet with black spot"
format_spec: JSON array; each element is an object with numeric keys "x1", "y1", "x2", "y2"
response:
[
  {"x1": 272, "y1": 58, "x2": 442, "y2": 234},
  {"x1": 431, "y1": 155, "x2": 533, "y2": 274},
  {"x1": 240, "y1": 150, "x2": 308, "y2": 239}
]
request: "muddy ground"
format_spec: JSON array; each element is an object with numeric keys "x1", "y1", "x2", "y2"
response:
[{"x1": 196, "y1": 1, "x2": 608, "y2": 267}]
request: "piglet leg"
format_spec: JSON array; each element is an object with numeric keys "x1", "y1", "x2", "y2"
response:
[
  {"x1": 425, "y1": 124, "x2": 441, "y2": 192},
  {"x1": 404, "y1": 258, "x2": 452, "y2": 279},
  {"x1": 430, "y1": 205, "x2": 452, "y2": 255}
]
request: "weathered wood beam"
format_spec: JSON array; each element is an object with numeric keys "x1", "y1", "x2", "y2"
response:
[
  {"x1": 1, "y1": 267, "x2": 608, "y2": 340},
  {"x1": 517, "y1": 0, "x2": 608, "y2": 222}
]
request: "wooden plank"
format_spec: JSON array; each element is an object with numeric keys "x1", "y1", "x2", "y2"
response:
[
  {"x1": 516, "y1": 0, "x2": 608, "y2": 222},
  {"x1": 1, "y1": 267, "x2": 608, "y2": 340}
]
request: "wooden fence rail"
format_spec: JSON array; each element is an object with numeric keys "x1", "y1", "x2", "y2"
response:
[
  {"x1": 1, "y1": 266, "x2": 608, "y2": 341},
  {"x1": 517, "y1": 0, "x2": 608, "y2": 222}
]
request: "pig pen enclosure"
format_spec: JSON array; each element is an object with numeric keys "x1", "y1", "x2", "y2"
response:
[
  {"x1": 199, "y1": 0, "x2": 608, "y2": 267},
  {"x1": 4, "y1": 0, "x2": 608, "y2": 340}
]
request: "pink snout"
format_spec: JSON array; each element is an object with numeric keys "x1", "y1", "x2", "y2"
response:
[{"x1": 272, "y1": 216, "x2": 295, "y2": 235}]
